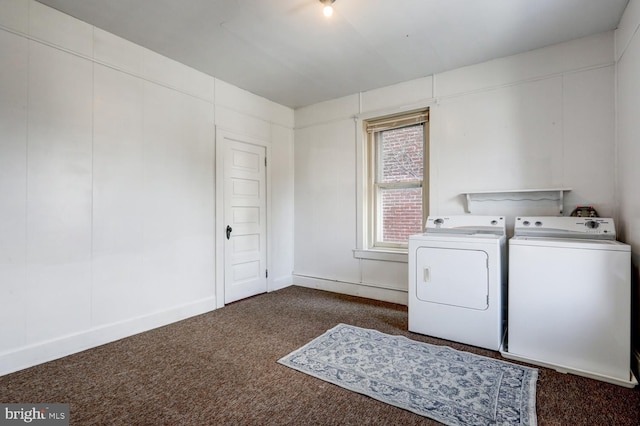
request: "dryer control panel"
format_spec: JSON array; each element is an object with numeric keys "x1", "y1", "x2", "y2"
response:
[
  {"x1": 514, "y1": 216, "x2": 616, "y2": 239},
  {"x1": 425, "y1": 215, "x2": 506, "y2": 235}
]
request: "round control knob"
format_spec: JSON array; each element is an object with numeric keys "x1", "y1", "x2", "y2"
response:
[
  {"x1": 522, "y1": 221, "x2": 530, "y2": 226},
  {"x1": 535, "y1": 221, "x2": 543, "y2": 227},
  {"x1": 490, "y1": 220, "x2": 498, "y2": 225},
  {"x1": 434, "y1": 218, "x2": 444, "y2": 225},
  {"x1": 585, "y1": 220, "x2": 599, "y2": 229}
]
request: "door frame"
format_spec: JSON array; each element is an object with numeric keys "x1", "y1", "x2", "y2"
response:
[{"x1": 215, "y1": 128, "x2": 272, "y2": 308}]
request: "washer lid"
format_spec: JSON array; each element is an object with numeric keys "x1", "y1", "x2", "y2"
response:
[
  {"x1": 514, "y1": 216, "x2": 616, "y2": 240},
  {"x1": 509, "y1": 236, "x2": 630, "y2": 251},
  {"x1": 425, "y1": 215, "x2": 506, "y2": 236}
]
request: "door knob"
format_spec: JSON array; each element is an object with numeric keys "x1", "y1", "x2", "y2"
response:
[{"x1": 226, "y1": 225, "x2": 232, "y2": 240}]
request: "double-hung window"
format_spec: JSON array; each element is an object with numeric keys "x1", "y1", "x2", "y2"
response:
[{"x1": 365, "y1": 109, "x2": 429, "y2": 250}]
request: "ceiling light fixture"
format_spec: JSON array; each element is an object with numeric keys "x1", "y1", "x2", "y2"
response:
[{"x1": 320, "y1": 0, "x2": 335, "y2": 17}]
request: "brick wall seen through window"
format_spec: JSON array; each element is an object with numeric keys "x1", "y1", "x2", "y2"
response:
[{"x1": 379, "y1": 125, "x2": 424, "y2": 242}]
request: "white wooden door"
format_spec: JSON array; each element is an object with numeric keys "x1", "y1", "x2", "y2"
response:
[{"x1": 224, "y1": 140, "x2": 267, "y2": 304}]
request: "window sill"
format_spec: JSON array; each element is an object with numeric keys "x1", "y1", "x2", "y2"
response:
[{"x1": 353, "y1": 249, "x2": 408, "y2": 263}]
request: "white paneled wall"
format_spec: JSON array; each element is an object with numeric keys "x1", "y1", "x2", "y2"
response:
[
  {"x1": 26, "y1": 40, "x2": 94, "y2": 343},
  {"x1": 615, "y1": 0, "x2": 640, "y2": 369},
  {"x1": 270, "y1": 124, "x2": 295, "y2": 290},
  {"x1": 434, "y1": 33, "x2": 614, "y2": 98},
  {"x1": 92, "y1": 65, "x2": 145, "y2": 325},
  {"x1": 294, "y1": 31, "x2": 617, "y2": 304},
  {"x1": 294, "y1": 118, "x2": 359, "y2": 283},
  {"x1": 28, "y1": 0, "x2": 93, "y2": 56},
  {"x1": 0, "y1": 0, "x2": 294, "y2": 375},
  {"x1": 93, "y1": 28, "x2": 144, "y2": 77},
  {"x1": 562, "y1": 66, "x2": 616, "y2": 215},
  {"x1": 432, "y1": 65, "x2": 616, "y2": 217},
  {"x1": 616, "y1": 0, "x2": 640, "y2": 249},
  {"x1": 0, "y1": 29, "x2": 28, "y2": 352},
  {"x1": 431, "y1": 77, "x2": 564, "y2": 213},
  {"x1": 141, "y1": 82, "x2": 214, "y2": 310}
]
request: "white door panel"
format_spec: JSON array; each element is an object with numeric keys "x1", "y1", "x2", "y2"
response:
[
  {"x1": 233, "y1": 206, "x2": 260, "y2": 224},
  {"x1": 224, "y1": 139, "x2": 267, "y2": 304},
  {"x1": 232, "y1": 178, "x2": 260, "y2": 198}
]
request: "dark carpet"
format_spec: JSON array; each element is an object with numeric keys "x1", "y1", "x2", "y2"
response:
[{"x1": 1, "y1": 286, "x2": 638, "y2": 425}]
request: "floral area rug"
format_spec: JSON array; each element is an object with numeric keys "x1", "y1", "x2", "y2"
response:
[{"x1": 278, "y1": 324, "x2": 537, "y2": 425}]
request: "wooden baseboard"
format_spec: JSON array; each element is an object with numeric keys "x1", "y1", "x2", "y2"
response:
[{"x1": 292, "y1": 274, "x2": 408, "y2": 306}]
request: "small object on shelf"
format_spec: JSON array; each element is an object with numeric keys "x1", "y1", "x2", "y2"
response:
[{"x1": 570, "y1": 206, "x2": 599, "y2": 217}]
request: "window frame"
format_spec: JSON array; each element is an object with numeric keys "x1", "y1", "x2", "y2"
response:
[{"x1": 364, "y1": 109, "x2": 429, "y2": 251}]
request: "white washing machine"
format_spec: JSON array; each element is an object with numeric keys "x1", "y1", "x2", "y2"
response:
[
  {"x1": 502, "y1": 216, "x2": 638, "y2": 388},
  {"x1": 408, "y1": 215, "x2": 506, "y2": 350}
]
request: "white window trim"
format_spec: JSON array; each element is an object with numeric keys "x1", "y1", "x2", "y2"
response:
[
  {"x1": 370, "y1": 147, "x2": 424, "y2": 250},
  {"x1": 354, "y1": 103, "x2": 430, "y2": 261},
  {"x1": 352, "y1": 248, "x2": 408, "y2": 263}
]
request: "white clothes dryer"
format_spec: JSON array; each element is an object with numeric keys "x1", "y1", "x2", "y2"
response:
[
  {"x1": 408, "y1": 215, "x2": 507, "y2": 350},
  {"x1": 502, "y1": 216, "x2": 637, "y2": 388}
]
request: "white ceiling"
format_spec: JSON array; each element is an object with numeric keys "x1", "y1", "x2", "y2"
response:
[{"x1": 36, "y1": 0, "x2": 629, "y2": 109}]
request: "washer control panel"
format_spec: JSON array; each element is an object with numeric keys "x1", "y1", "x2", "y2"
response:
[
  {"x1": 514, "y1": 216, "x2": 616, "y2": 239},
  {"x1": 425, "y1": 215, "x2": 506, "y2": 235}
]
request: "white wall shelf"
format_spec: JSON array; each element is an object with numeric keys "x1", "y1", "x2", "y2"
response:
[{"x1": 461, "y1": 188, "x2": 572, "y2": 214}]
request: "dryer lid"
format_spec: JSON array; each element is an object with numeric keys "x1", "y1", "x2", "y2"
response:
[{"x1": 425, "y1": 215, "x2": 506, "y2": 236}]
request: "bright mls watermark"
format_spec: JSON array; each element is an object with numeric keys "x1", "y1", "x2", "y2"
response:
[{"x1": 0, "y1": 404, "x2": 69, "y2": 425}]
